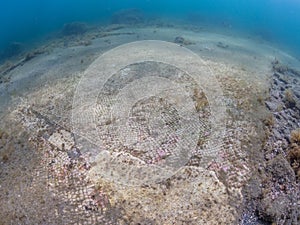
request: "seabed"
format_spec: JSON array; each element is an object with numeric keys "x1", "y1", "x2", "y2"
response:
[{"x1": 0, "y1": 22, "x2": 299, "y2": 224}]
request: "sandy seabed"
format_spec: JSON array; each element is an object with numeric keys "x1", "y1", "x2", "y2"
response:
[{"x1": 0, "y1": 23, "x2": 299, "y2": 224}]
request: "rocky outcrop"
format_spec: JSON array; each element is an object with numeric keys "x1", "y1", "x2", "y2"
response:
[{"x1": 241, "y1": 61, "x2": 300, "y2": 225}]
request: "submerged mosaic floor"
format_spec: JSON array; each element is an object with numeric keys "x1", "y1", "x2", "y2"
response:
[{"x1": 0, "y1": 26, "x2": 299, "y2": 224}]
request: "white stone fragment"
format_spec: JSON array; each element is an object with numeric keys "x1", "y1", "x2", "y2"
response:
[{"x1": 48, "y1": 129, "x2": 74, "y2": 151}]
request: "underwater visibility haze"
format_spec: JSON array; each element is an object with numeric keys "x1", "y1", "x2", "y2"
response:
[
  {"x1": 0, "y1": 0, "x2": 300, "y2": 225},
  {"x1": 1, "y1": 0, "x2": 300, "y2": 58}
]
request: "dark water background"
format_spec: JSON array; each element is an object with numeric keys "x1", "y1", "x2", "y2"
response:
[{"x1": 1, "y1": 0, "x2": 300, "y2": 58}]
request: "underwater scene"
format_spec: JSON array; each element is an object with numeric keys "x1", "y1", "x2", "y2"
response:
[{"x1": 0, "y1": 0, "x2": 300, "y2": 224}]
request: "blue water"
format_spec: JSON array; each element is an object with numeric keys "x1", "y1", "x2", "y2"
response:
[{"x1": 1, "y1": 0, "x2": 300, "y2": 58}]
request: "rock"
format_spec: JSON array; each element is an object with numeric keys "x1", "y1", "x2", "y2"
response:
[
  {"x1": 62, "y1": 22, "x2": 88, "y2": 36},
  {"x1": 67, "y1": 147, "x2": 81, "y2": 160},
  {"x1": 174, "y1": 36, "x2": 185, "y2": 44},
  {"x1": 2, "y1": 154, "x2": 9, "y2": 163},
  {"x1": 272, "y1": 60, "x2": 288, "y2": 74},
  {"x1": 48, "y1": 129, "x2": 75, "y2": 151},
  {"x1": 272, "y1": 59, "x2": 300, "y2": 78},
  {"x1": 265, "y1": 101, "x2": 278, "y2": 111},
  {"x1": 244, "y1": 61, "x2": 300, "y2": 224},
  {"x1": 111, "y1": 8, "x2": 144, "y2": 25},
  {"x1": 284, "y1": 89, "x2": 296, "y2": 108},
  {"x1": 278, "y1": 111, "x2": 288, "y2": 120},
  {"x1": 293, "y1": 87, "x2": 300, "y2": 99},
  {"x1": 174, "y1": 36, "x2": 194, "y2": 45},
  {"x1": 288, "y1": 144, "x2": 300, "y2": 179},
  {"x1": 266, "y1": 155, "x2": 295, "y2": 183},
  {"x1": 79, "y1": 40, "x2": 92, "y2": 46},
  {"x1": 290, "y1": 129, "x2": 300, "y2": 145},
  {"x1": 274, "y1": 72, "x2": 289, "y2": 84},
  {"x1": 216, "y1": 41, "x2": 229, "y2": 49},
  {"x1": 273, "y1": 129, "x2": 282, "y2": 140},
  {"x1": 258, "y1": 194, "x2": 291, "y2": 223}
]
